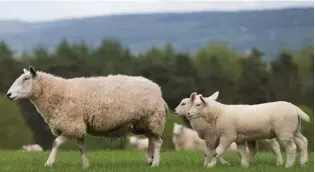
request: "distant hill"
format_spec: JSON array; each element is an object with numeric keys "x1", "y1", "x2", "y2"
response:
[{"x1": 0, "y1": 7, "x2": 313, "y2": 61}]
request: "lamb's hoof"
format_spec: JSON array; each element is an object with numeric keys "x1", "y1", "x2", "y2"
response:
[
  {"x1": 241, "y1": 164, "x2": 249, "y2": 168},
  {"x1": 149, "y1": 162, "x2": 152, "y2": 166},
  {"x1": 206, "y1": 162, "x2": 217, "y2": 168},
  {"x1": 300, "y1": 162, "x2": 307, "y2": 167},
  {"x1": 285, "y1": 164, "x2": 294, "y2": 168},
  {"x1": 150, "y1": 162, "x2": 159, "y2": 167},
  {"x1": 44, "y1": 161, "x2": 55, "y2": 167},
  {"x1": 83, "y1": 164, "x2": 89, "y2": 169},
  {"x1": 276, "y1": 161, "x2": 284, "y2": 166}
]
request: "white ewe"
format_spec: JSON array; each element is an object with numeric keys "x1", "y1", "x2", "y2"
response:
[{"x1": 7, "y1": 66, "x2": 168, "y2": 168}]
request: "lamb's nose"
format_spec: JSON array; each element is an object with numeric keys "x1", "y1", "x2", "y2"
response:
[
  {"x1": 6, "y1": 93, "x2": 11, "y2": 99},
  {"x1": 188, "y1": 113, "x2": 190, "y2": 115}
]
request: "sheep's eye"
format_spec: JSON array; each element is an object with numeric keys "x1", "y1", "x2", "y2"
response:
[
  {"x1": 23, "y1": 77, "x2": 30, "y2": 82},
  {"x1": 181, "y1": 103, "x2": 186, "y2": 106},
  {"x1": 196, "y1": 104, "x2": 201, "y2": 107}
]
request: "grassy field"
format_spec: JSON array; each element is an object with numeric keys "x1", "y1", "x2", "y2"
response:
[{"x1": 0, "y1": 150, "x2": 313, "y2": 172}]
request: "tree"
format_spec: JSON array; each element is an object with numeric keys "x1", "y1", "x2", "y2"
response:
[
  {"x1": 236, "y1": 48, "x2": 271, "y2": 104},
  {"x1": 269, "y1": 52, "x2": 302, "y2": 104}
]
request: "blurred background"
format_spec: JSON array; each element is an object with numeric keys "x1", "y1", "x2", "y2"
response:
[{"x1": 0, "y1": 1, "x2": 313, "y2": 151}]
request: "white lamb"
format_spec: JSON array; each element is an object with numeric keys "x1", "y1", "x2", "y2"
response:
[
  {"x1": 6, "y1": 66, "x2": 168, "y2": 168},
  {"x1": 175, "y1": 92, "x2": 283, "y2": 166},
  {"x1": 172, "y1": 123, "x2": 238, "y2": 152},
  {"x1": 188, "y1": 91, "x2": 310, "y2": 168},
  {"x1": 129, "y1": 136, "x2": 149, "y2": 151}
]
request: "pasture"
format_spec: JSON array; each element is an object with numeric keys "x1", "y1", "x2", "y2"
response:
[{"x1": 0, "y1": 150, "x2": 313, "y2": 172}]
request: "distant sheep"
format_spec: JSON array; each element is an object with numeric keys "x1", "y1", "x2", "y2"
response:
[
  {"x1": 129, "y1": 136, "x2": 149, "y2": 151},
  {"x1": 188, "y1": 92, "x2": 309, "y2": 168},
  {"x1": 22, "y1": 144, "x2": 43, "y2": 152},
  {"x1": 172, "y1": 123, "x2": 238, "y2": 152},
  {"x1": 7, "y1": 66, "x2": 168, "y2": 168}
]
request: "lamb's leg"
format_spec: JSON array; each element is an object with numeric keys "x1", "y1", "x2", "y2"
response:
[
  {"x1": 294, "y1": 133, "x2": 308, "y2": 166},
  {"x1": 150, "y1": 136, "x2": 162, "y2": 167},
  {"x1": 204, "y1": 140, "x2": 230, "y2": 166},
  {"x1": 204, "y1": 146, "x2": 212, "y2": 166},
  {"x1": 146, "y1": 136, "x2": 155, "y2": 165},
  {"x1": 237, "y1": 142, "x2": 249, "y2": 167},
  {"x1": 45, "y1": 135, "x2": 69, "y2": 167},
  {"x1": 77, "y1": 138, "x2": 89, "y2": 168},
  {"x1": 246, "y1": 141, "x2": 258, "y2": 162},
  {"x1": 279, "y1": 138, "x2": 297, "y2": 168},
  {"x1": 207, "y1": 136, "x2": 234, "y2": 168},
  {"x1": 261, "y1": 139, "x2": 283, "y2": 166}
]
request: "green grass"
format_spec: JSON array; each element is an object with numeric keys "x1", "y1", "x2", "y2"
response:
[{"x1": 0, "y1": 150, "x2": 313, "y2": 172}]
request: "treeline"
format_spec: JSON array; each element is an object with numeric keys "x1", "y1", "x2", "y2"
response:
[{"x1": 0, "y1": 39, "x2": 313, "y2": 150}]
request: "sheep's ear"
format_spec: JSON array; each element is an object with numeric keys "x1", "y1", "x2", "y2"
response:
[
  {"x1": 190, "y1": 92, "x2": 197, "y2": 102},
  {"x1": 209, "y1": 91, "x2": 219, "y2": 101},
  {"x1": 29, "y1": 66, "x2": 37, "y2": 77},
  {"x1": 200, "y1": 95, "x2": 207, "y2": 105},
  {"x1": 23, "y1": 68, "x2": 28, "y2": 74}
]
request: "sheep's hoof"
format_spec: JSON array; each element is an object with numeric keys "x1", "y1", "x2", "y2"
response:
[
  {"x1": 300, "y1": 162, "x2": 307, "y2": 167},
  {"x1": 44, "y1": 161, "x2": 55, "y2": 167},
  {"x1": 276, "y1": 160, "x2": 284, "y2": 166},
  {"x1": 83, "y1": 164, "x2": 89, "y2": 169},
  {"x1": 241, "y1": 164, "x2": 249, "y2": 168}
]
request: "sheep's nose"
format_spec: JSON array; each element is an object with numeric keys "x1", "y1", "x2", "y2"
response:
[
  {"x1": 188, "y1": 113, "x2": 190, "y2": 115},
  {"x1": 6, "y1": 93, "x2": 11, "y2": 99}
]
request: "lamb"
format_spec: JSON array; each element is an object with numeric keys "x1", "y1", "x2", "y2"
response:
[
  {"x1": 172, "y1": 123, "x2": 238, "y2": 152},
  {"x1": 175, "y1": 92, "x2": 283, "y2": 167},
  {"x1": 174, "y1": 94, "x2": 234, "y2": 167},
  {"x1": 188, "y1": 91, "x2": 310, "y2": 168},
  {"x1": 129, "y1": 136, "x2": 149, "y2": 151},
  {"x1": 6, "y1": 66, "x2": 168, "y2": 168}
]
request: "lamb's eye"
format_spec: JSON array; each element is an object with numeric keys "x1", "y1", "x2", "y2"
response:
[
  {"x1": 23, "y1": 77, "x2": 30, "y2": 82},
  {"x1": 196, "y1": 104, "x2": 201, "y2": 107},
  {"x1": 181, "y1": 103, "x2": 186, "y2": 106}
]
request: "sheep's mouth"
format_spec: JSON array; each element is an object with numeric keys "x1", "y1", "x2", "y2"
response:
[{"x1": 8, "y1": 96, "x2": 17, "y2": 101}]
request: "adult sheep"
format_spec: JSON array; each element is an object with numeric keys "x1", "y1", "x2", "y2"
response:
[
  {"x1": 6, "y1": 66, "x2": 168, "y2": 168},
  {"x1": 188, "y1": 92, "x2": 310, "y2": 168}
]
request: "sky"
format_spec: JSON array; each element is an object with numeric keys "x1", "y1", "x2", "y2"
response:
[{"x1": 0, "y1": 0, "x2": 313, "y2": 22}]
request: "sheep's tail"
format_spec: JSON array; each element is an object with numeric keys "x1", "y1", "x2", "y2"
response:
[{"x1": 295, "y1": 106, "x2": 310, "y2": 122}]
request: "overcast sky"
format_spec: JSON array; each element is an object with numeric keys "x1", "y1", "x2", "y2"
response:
[{"x1": 0, "y1": 0, "x2": 313, "y2": 22}]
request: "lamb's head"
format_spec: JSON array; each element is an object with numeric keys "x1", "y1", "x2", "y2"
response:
[
  {"x1": 173, "y1": 123, "x2": 184, "y2": 136},
  {"x1": 174, "y1": 92, "x2": 198, "y2": 116},
  {"x1": 187, "y1": 91, "x2": 219, "y2": 118},
  {"x1": 7, "y1": 66, "x2": 39, "y2": 101}
]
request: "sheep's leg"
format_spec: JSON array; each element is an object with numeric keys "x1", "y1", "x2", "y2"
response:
[
  {"x1": 237, "y1": 143, "x2": 249, "y2": 167},
  {"x1": 246, "y1": 141, "x2": 258, "y2": 162},
  {"x1": 261, "y1": 139, "x2": 283, "y2": 166},
  {"x1": 150, "y1": 136, "x2": 162, "y2": 167},
  {"x1": 77, "y1": 138, "x2": 89, "y2": 168},
  {"x1": 204, "y1": 146, "x2": 212, "y2": 166},
  {"x1": 207, "y1": 136, "x2": 234, "y2": 168},
  {"x1": 294, "y1": 133, "x2": 308, "y2": 166},
  {"x1": 279, "y1": 138, "x2": 297, "y2": 168},
  {"x1": 146, "y1": 136, "x2": 155, "y2": 164},
  {"x1": 45, "y1": 135, "x2": 69, "y2": 167}
]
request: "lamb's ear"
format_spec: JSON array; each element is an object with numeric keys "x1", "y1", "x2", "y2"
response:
[
  {"x1": 200, "y1": 95, "x2": 207, "y2": 105},
  {"x1": 29, "y1": 66, "x2": 37, "y2": 77},
  {"x1": 190, "y1": 92, "x2": 197, "y2": 102},
  {"x1": 23, "y1": 68, "x2": 28, "y2": 74},
  {"x1": 208, "y1": 91, "x2": 219, "y2": 101}
]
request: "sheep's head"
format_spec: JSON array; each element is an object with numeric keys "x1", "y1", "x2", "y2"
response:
[
  {"x1": 174, "y1": 92, "x2": 198, "y2": 116},
  {"x1": 173, "y1": 123, "x2": 184, "y2": 136},
  {"x1": 187, "y1": 91, "x2": 219, "y2": 118},
  {"x1": 7, "y1": 66, "x2": 39, "y2": 101}
]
